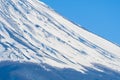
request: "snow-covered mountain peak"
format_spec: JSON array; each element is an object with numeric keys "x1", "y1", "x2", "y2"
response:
[{"x1": 0, "y1": 0, "x2": 120, "y2": 73}]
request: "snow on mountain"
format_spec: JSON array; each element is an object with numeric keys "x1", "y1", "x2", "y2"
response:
[{"x1": 0, "y1": 0, "x2": 120, "y2": 77}]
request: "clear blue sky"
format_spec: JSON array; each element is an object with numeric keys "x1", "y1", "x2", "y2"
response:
[{"x1": 41, "y1": 0, "x2": 120, "y2": 45}]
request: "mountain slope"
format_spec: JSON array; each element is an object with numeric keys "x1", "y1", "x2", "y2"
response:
[{"x1": 0, "y1": 0, "x2": 120, "y2": 79}]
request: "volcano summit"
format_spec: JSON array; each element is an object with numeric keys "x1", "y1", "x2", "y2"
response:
[{"x1": 0, "y1": 0, "x2": 120, "y2": 80}]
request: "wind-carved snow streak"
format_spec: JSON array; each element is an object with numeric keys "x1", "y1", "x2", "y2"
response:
[{"x1": 0, "y1": 0, "x2": 120, "y2": 73}]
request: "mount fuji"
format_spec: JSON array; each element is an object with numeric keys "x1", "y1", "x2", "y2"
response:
[{"x1": 0, "y1": 0, "x2": 120, "y2": 80}]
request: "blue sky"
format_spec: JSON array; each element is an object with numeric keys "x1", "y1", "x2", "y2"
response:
[{"x1": 41, "y1": 0, "x2": 120, "y2": 45}]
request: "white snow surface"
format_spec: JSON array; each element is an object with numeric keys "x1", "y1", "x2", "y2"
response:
[{"x1": 0, "y1": 0, "x2": 120, "y2": 72}]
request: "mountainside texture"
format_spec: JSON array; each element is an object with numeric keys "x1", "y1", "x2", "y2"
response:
[{"x1": 0, "y1": 0, "x2": 120, "y2": 80}]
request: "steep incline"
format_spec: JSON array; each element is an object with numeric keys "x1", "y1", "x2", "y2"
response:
[{"x1": 0, "y1": 0, "x2": 120, "y2": 73}]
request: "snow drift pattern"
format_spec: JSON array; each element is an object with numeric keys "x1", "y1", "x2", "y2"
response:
[{"x1": 0, "y1": 0, "x2": 120, "y2": 79}]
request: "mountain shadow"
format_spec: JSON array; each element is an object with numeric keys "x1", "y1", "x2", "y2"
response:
[{"x1": 0, "y1": 61, "x2": 120, "y2": 80}]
